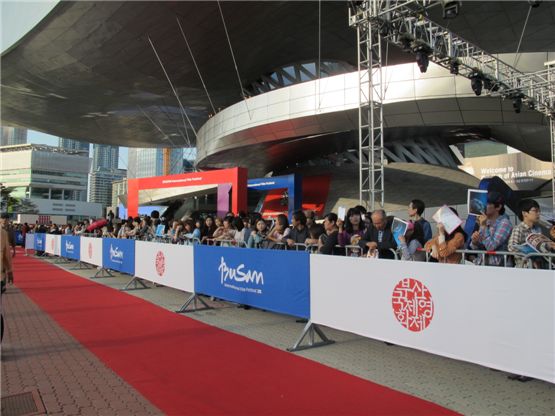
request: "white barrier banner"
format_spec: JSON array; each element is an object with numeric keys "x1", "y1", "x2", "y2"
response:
[
  {"x1": 80, "y1": 237, "x2": 103, "y2": 267},
  {"x1": 25, "y1": 234, "x2": 35, "y2": 249},
  {"x1": 45, "y1": 234, "x2": 61, "y2": 256},
  {"x1": 134, "y1": 241, "x2": 194, "y2": 293},
  {"x1": 310, "y1": 256, "x2": 555, "y2": 383}
]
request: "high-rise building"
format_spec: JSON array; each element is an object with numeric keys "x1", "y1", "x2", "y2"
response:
[
  {"x1": 92, "y1": 144, "x2": 119, "y2": 171},
  {"x1": 1, "y1": 126, "x2": 27, "y2": 146},
  {"x1": 111, "y1": 178, "x2": 128, "y2": 209},
  {"x1": 127, "y1": 148, "x2": 184, "y2": 179},
  {"x1": 58, "y1": 138, "x2": 90, "y2": 155},
  {"x1": 0, "y1": 143, "x2": 102, "y2": 217},
  {"x1": 88, "y1": 168, "x2": 126, "y2": 209}
]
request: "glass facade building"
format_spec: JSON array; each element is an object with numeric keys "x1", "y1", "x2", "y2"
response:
[
  {"x1": 58, "y1": 137, "x2": 90, "y2": 155},
  {"x1": 1, "y1": 126, "x2": 27, "y2": 146},
  {"x1": 88, "y1": 168, "x2": 126, "y2": 208},
  {"x1": 0, "y1": 144, "x2": 90, "y2": 201},
  {"x1": 92, "y1": 144, "x2": 119, "y2": 171},
  {"x1": 127, "y1": 148, "x2": 184, "y2": 179}
]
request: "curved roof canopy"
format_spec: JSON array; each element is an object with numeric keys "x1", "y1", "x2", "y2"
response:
[{"x1": 1, "y1": 1, "x2": 554, "y2": 148}]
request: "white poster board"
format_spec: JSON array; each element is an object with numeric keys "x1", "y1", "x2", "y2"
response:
[
  {"x1": 310, "y1": 255, "x2": 555, "y2": 383},
  {"x1": 79, "y1": 236, "x2": 103, "y2": 267},
  {"x1": 45, "y1": 234, "x2": 61, "y2": 256},
  {"x1": 25, "y1": 234, "x2": 35, "y2": 249},
  {"x1": 134, "y1": 241, "x2": 194, "y2": 293}
]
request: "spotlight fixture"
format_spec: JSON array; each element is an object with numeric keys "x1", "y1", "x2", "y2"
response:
[
  {"x1": 449, "y1": 59, "x2": 460, "y2": 75},
  {"x1": 415, "y1": 50, "x2": 429, "y2": 73},
  {"x1": 482, "y1": 76, "x2": 499, "y2": 92},
  {"x1": 527, "y1": 0, "x2": 541, "y2": 8},
  {"x1": 469, "y1": 70, "x2": 483, "y2": 96},
  {"x1": 399, "y1": 33, "x2": 414, "y2": 52},
  {"x1": 378, "y1": 19, "x2": 391, "y2": 37},
  {"x1": 440, "y1": 0, "x2": 461, "y2": 19},
  {"x1": 512, "y1": 94, "x2": 523, "y2": 114},
  {"x1": 412, "y1": 42, "x2": 432, "y2": 73}
]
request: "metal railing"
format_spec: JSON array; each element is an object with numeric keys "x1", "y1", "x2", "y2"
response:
[{"x1": 523, "y1": 253, "x2": 555, "y2": 270}]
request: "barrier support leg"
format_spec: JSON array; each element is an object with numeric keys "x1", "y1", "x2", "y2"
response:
[
  {"x1": 176, "y1": 293, "x2": 212, "y2": 314},
  {"x1": 70, "y1": 261, "x2": 93, "y2": 270},
  {"x1": 287, "y1": 320, "x2": 334, "y2": 352},
  {"x1": 92, "y1": 268, "x2": 114, "y2": 278},
  {"x1": 121, "y1": 276, "x2": 150, "y2": 291},
  {"x1": 54, "y1": 257, "x2": 70, "y2": 265}
]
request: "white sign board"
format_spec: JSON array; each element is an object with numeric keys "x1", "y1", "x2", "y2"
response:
[
  {"x1": 25, "y1": 234, "x2": 35, "y2": 249},
  {"x1": 45, "y1": 234, "x2": 61, "y2": 256},
  {"x1": 79, "y1": 236, "x2": 103, "y2": 267},
  {"x1": 134, "y1": 241, "x2": 194, "y2": 293},
  {"x1": 310, "y1": 255, "x2": 555, "y2": 383}
]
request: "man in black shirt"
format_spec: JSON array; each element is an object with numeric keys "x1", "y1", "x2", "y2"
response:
[
  {"x1": 283, "y1": 210, "x2": 309, "y2": 248},
  {"x1": 319, "y1": 213, "x2": 340, "y2": 255},
  {"x1": 358, "y1": 209, "x2": 397, "y2": 259}
]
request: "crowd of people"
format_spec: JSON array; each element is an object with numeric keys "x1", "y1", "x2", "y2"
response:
[{"x1": 2, "y1": 194, "x2": 555, "y2": 270}]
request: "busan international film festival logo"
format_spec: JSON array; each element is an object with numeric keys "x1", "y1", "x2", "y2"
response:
[
  {"x1": 65, "y1": 240, "x2": 74, "y2": 254},
  {"x1": 392, "y1": 278, "x2": 434, "y2": 332},
  {"x1": 155, "y1": 251, "x2": 165, "y2": 277},
  {"x1": 88, "y1": 242, "x2": 93, "y2": 259},
  {"x1": 218, "y1": 256, "x2": 264, "y2": 294}
]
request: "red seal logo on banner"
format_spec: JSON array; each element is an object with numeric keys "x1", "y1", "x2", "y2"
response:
[
  {"x1": 155, "y1": 251, "x2": 165, "y2": 277},
  {"x1": 392, "y1": 278, "x2": 434, "y2": 332},
  {"x1": 51, "y1": 239, "x2": 55, "y2": 251},
  {"x1": 88, "y1": 242, "x2": 93, "y2": 259}
]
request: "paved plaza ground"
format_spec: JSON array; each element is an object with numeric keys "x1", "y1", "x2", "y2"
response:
[{"x1": 1, "y1": 251, "x2": 554, "y2": 415}]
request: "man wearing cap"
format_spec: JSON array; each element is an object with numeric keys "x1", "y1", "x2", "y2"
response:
[{"x1": 469, "y1": 191, "x2": 513, "y2": 266}]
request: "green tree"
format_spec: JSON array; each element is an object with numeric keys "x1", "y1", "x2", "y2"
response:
[{"x1": 0, "y1": 184, "x2": 39, "y2": 214}]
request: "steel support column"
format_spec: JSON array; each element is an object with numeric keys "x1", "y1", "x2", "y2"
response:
[{"x1": 352, "y1": 1, "x2": 385, "y2": 211}]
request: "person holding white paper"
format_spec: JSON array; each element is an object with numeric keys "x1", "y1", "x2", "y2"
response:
[{"x1": 425, "y1": 207, "x2": 466, "y2": 264}]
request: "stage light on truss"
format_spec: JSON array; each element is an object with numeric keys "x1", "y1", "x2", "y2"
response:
[
  {"x1": 415, "y1": 50, "x2": 430, "y2": 73},
  {"x1": 440, "y1": 0, "x2": 461, "y2": 19},
  {"x1": 449, "y1": 59, "x2": 460, "y2": 75},
  {"x1": 512, "y1": 95, "x2": 523, "y2": 114},
  {"x1": 469, "y1": 70, "x2": 483, "y2": 96}
]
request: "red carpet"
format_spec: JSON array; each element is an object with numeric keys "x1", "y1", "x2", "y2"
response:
[{"x1": 13, "y1": 254, "x2": 458, "y2": 415}]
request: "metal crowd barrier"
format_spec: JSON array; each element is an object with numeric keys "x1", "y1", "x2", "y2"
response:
[
  {"x1": 455, "y1": 249, "x2": 521, "y2": 267},
  {"x1": 523, "y1": 252, "x2": 555, "y2": 270}
]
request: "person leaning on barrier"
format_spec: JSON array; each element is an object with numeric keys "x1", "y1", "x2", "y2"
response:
[
  {"x1": 408, "y1": 199, "x2": 433, "y2": 243},
  {"x1": 424, "y1": 207, "x2": 466, "y2": 264},
  {"x1": 305, "y1": 210, "x2": 316, "y2": 227},
  {"x1": 305, "y1": 223, "x2": 325, "y2": 246},
  {"x1": 358, "y1": 209, "x2": 397, "y2": 259},
  {"x1": 213, "y1": 216, "x2": 236, "y2": 243},
  {"x1": 508, "y1": 199, "x2": 555, "y2": 268},
  {"x1": 200, "y1": 216, "x2": 217, "y2": 243},
  {"x1": 247, "y1": 218, "x2": 269, "y2": 248},
  {"x1": 469, "y1": 191, "x2": 513, "y2": 266},
  {"x1": 283, "y1": 210, "x2": 309, "y2": 248},
  {"x1": 318, "y1": 213, "x2": 341, "y2": 255},
  {"x1": 398, "y1": 220, "x2": 426, "y2": 261},
  {"x1": 266, "y1": 214, "x2": 290, "y2": 248}
]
